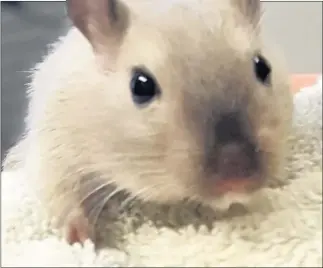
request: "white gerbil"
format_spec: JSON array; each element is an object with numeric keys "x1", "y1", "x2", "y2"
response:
[{"x1": 4, "y1": 0, "x2": 293, "y2": 245}]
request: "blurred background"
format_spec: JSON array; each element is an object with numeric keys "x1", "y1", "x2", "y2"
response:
[{"x1": 1, "y1": 1, "x2": 322, "y2": 162}]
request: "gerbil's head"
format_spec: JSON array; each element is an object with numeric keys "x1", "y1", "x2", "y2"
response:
[{"x1": 66, "y1": 0, "x2": 293, "y2": 210}]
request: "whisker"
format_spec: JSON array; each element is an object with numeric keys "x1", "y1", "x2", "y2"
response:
[
  {"x1": 88, "y1": 188, "x2": 124, "y2": 227},
  {"x1": 109, "y1": 148, "x2": 204, "y2": 158},
  {"x1": 79, "y1": 180, "x2": 116, "y2": 206},
  {"x1": 18, "y1": 70, "x2": 34, "y2": 74},
  {"x1": 118, "y1": 185, "x2": 153, "y2": 211}
]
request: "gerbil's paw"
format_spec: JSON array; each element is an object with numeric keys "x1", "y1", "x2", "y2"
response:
[{"x1": 63, "y1": 209, "x2": 94, "y2": 245}]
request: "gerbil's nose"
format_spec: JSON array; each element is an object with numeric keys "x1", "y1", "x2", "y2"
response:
[
  {"x1": 215, "y1": 111, "x2": 245, "y2": 144},
  {"x1": 214, "y1": 111, "x2": 258, "y2": 180},
  {"x1": 216, "y1": 142, "x2": 258, "y2": 180}
]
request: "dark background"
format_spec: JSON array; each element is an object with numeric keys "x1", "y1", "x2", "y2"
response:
[
  {"x1": 1, "y1": 1, "x2": 322, "y2": 163},
  {"x1": 1, "y1": 1, "x2": 68, "y2": 161}
]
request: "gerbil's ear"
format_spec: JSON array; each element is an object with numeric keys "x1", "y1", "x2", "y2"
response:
[
  {"x1": 231, "y1": 0, "x2": 262, "y2": 27},
  {"x1": 66, "y1": 0, "x2": 129, "y2": 52}
]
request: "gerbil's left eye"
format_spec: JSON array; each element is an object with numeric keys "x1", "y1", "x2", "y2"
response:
[
  {"x1": 130, "y1": 68, "x2": 160, "y2": 106},
  {"x1": 253, "y1": 54, "x2": 271, "y2": 85}
]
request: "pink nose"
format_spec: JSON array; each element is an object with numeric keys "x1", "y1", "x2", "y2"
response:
[{"x1": 216, "y1": 142, "x2": 258, "y2": 180}]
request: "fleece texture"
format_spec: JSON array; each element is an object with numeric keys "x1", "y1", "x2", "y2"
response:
[{"x1": 1, "y1": 76, "x2": 322, "y2": 267}]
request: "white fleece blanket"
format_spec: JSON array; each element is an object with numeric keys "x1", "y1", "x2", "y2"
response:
[{"x1": 1, "y1": 77, "x2": 322, "y2": 267}]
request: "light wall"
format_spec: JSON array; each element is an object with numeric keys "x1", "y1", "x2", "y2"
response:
[{"x1": 262, "y1": 1, "x2": 322, "y2": 73}]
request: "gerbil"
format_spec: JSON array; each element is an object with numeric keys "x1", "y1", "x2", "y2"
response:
[{"x1": 4, "y1": 0, "x2": 293, "y2": 245}]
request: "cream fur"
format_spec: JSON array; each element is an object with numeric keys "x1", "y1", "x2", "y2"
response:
[
  {"x1": 1, "y1": 77, "x2": 322, "y2": 267},
  {"x1": 4, "y1": 1, "x2": 295, "y2": 236}
]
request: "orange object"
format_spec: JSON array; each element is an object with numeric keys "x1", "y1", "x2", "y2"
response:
[{"x1": 290, "y1": 74, "x2": 321, "y2": 94}]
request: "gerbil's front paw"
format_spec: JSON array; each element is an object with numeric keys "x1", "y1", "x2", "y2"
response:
[{"x1": 64, "y1": 209, "x2": 94, "y2": 245}]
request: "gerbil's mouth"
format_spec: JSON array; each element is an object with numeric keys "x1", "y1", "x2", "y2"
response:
[
  {"x1": 203, "y1": 141, "x2": 264, "y2": 197},
  {"x1": 201, "y1": 175, "x2": 264, "y2": 211},
  {"x1": 207, "y1": 175, "x2": 264, "y2": 197}
]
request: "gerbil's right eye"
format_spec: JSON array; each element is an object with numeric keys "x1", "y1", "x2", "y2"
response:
[
  {"x1": 253, "y1": 54, "x2": 271, "y2": 86},
  {"x1": 130, "y1": 68, "x2": 159, "y2": 106}
]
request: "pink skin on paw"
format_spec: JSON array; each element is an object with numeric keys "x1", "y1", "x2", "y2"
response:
[{"x1": 64, "y1": 211, "x2": 92, "y2": 245}]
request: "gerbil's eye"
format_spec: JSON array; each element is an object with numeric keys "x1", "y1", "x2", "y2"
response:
[
  {"x1": 253, "y1": 54, "x2": 271, "y2": 85},
  {"x1": 130, "y1": 69, "x2": 159, "y2": 106}
]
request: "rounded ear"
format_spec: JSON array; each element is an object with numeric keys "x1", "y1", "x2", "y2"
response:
[
  {"x1": 231, "y1": 0, "x2": 262, "y2": 28},
  {"x1": 66, "y1": 0, "x2": 129, "y2": 53}
]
